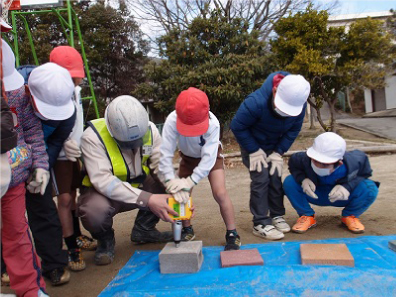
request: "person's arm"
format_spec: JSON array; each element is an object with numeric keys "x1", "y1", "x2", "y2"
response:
[
  {"x1": 147, "y1": 122, "x2": 162, "y2": 177},
  {"x1": 81, "y1": 128, "x2": 151, "y2": 207},
  {"x1": 0, "y1": 96, "x2": 17, "y2": 153},
  {"x1": 190, "y1": 124, "x2": 220, "y2": 184},
  {"x1": 230, "y1": 95, "x2": 262, "y2": 153},
  {"x1": 275, "y1": 105, "x2": 306, "y2": 155},
  {"x1": 158, "y1": 112, "x2": 179, "y2": 182},
  {"x1": 45, "y1": 111, "x2": 76, "y2": 168},
  {"x1": 288, "y1": 152, "x2": 308, "y2": 185},
  {"x1": 21, "y1": 93, "x2": 48, "y2": 170},
  {"x1": 340, "y1": 152, "x2": 373, "y2": 193}
]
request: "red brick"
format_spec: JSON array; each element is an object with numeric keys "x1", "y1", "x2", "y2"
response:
[
  {"x1": 220, "y1": 249, "x2": 264, "y2": 268},
  {"x1": 300, "y1": 244, "x2": 354, "y2": 267}
]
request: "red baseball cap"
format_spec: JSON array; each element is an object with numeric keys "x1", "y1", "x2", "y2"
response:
[
  {"x1": 50, "y1": 46, "x2": 85, "y2": 78},
  {"x1": 176, "y1": 87, "x2": 209, "y2": 137},
  {"x1": 0, "y1": 18, "x2": 12, "y2": 33}
]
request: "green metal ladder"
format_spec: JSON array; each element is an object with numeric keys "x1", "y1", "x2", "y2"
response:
[{"x1": 4, "y1": 0, "x2": 99, "y2": 118}]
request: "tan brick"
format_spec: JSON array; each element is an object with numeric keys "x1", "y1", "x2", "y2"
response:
[
  {"x1": 300, "y1": 244, "x2": 354, "y2": 267},
  {"x1": 220, "y1": 249, "x2": 264, "y2": 268}
]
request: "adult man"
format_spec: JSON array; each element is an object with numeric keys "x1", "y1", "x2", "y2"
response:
[
  {"x1": 231, "y1": 71, "x2": 310, "y2": 240},
  {"x1": 283, "y1": 132, "x2": 379, "y2": 234},
  {"x1": 78, "y1": 95, "x2": 176, "y2": 265}
]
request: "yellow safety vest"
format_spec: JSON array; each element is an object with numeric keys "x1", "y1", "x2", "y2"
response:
[{"x1": 82, "y1": 118, "x2": 153, "y2": 188}]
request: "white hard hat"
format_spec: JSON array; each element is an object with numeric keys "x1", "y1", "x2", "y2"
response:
[
  {"x1": 28, "y1": 62, "x2": 75, "y2": 120},
  {"x1": 1, "y1": 39, "x2": 24, "y2": 92},
  {"x1": 307, "y1": 132, "x2": 346, "y2": 164},
  {"x1": 274, "y1": 74, "x2": 310, "y2": 116},
  {"x1": 104, "y1": 95, "x2": 149, "y2": 149}
]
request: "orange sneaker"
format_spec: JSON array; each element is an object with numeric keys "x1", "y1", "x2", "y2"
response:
[
  {"x1": 342, "y1": 215, "x2": 365, "y2": 234},
  {"x1": 292, "y1": 215, "x2": 317, "y2": 233}
]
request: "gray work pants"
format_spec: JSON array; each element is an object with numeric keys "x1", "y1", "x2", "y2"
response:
[
  {"x1": 241, "y1": 148, "x2": 285, "y2": 226},
  {"x1": 77, "y1": 174, "x2": 164, "y2": 234}
]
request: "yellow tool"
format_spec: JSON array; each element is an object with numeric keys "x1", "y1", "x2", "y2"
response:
[{"x1": 168, "y1": 197, "x2": 193, "y2": 247}]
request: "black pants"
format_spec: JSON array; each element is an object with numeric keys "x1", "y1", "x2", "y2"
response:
[
  {"x1": 241, "y1": 148, "x2": 285, "y2": 226},
  {"x1": 25, "y1": 178, "x2": 68, "y2": 274}
]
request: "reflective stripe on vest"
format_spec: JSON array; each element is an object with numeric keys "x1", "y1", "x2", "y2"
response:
[{"x1": 82, "y1": 118, "x2": 153, "y2": 188}]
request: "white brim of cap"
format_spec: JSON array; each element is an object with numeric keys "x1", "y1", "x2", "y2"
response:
[
  {"x1": 274, "y1": 93, "x2": 303, "y2": 117},
  {"x1": 3, "y1": 69, "x2": 24, "y2": 92},
  {"x1": 307, "y1": 147, "x2": 339, "y2": 164},
  {"x1": 31, "y1": 94, "x2": 75, "y2": 121}
]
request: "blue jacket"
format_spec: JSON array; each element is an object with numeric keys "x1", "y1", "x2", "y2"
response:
[
  {"x1": 288, "y1": 150, "x2": 378, "y2": 193},
  {"x1": 230, "y1": 71, "x2": 306, "y2": 155},
  {"x1": 18, "y1": 65, "x2": 76, "y2": 168}
]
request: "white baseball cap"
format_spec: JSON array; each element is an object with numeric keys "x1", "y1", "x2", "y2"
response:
[
  {"x1": 1, "y1": 39, "x2": 25, "y2": 92},
  {"x1": 274, "y1": 74, "x2": 310, "y2": 116},
  {"x1": 28, "y1": 62, "x2": 75, "y2": 121},
  {"x1": 307, "y1": 132, "x2": 346, "y2": 164}
]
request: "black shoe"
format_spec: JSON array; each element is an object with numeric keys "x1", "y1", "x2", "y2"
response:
[
  {"x1": 44, "y1": 268, "x2": 70, "y2": 286},
  {"x1": 131, "y1": 227, "x2": 173, "y2": 244},
  {"x1": 224, "y1": 230, "x2": 241, "y2": 251},
  {"x1": 181, "y1": 225, "x2": 195, "y2": 241},
  {"x1": 94, "y1": 237, "x2": 115, "y2": 265}
]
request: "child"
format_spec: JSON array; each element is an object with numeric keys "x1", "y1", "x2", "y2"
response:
[
  {"x1": 158, "y1": 87, "x2": 241, "y2": 251},
  {"x1": 50, "y1": 46, "x2": 97, "y2": 272},
  {"x1": 283, "y1": 132, "x2": 379, "y2": 234},
  {"x1": 1, "y1": 38, "x2": 48, "y2": 297},
  {"x1": 25, "y1": 62, "x2": 76, "y2": 286},
  {"x1": 231, "y1": 72, "x2": 310, "y2": 241}
]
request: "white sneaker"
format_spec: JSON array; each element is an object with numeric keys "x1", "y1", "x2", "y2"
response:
[
  {"x1": 253, "y1": 224, "x2": 284, "y2": 240},
  {"x1": 273, "y1": 216, "x2": 291, "y2": 233}
]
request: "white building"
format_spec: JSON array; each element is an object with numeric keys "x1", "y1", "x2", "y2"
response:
[{"x1": 328, "y1": 11, "x2": 395, "y2": 113}]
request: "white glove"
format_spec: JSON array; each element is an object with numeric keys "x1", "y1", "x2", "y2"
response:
[
  {"x1": 302, "y1": 178, "x2": 318, "y2": 199},
  {"x1": 26, "y1": 168, "x2": 50, "y2": 195},
  {"x1": 267, "y1": 152, "x2": 283, "y2": 177},
  {"x1": 249, "y1": 149, "x2": 268, "y2": 173},
  {"x1": 173, "y1": 177, "x2": 196, "y2": 204},
  {"x1": 63, "y1": 139, "x2": 81, "y2": 162},
  {"x1": 173, "y1": 191, "x2": 190, "y2": 204},
  {"x1": 165, "y1": 178, "x2": 185, "y2": 194},
  {"x1": 181, "y1": 176, "x2": 196, "y2": 192},
  {"x1": 149, "y1": 159, "x2": 159, "y2": 175},
  {"x1": 329, "y1": 185, "x2": 350, "y2": 203}
]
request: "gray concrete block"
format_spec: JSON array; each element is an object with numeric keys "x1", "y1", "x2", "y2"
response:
[
  {"x1": 389, "y1": 240, "x2": 396, "y2": 252},
  {"x1": 159, "y1": 241, "x2": 203, "y2": 274}
]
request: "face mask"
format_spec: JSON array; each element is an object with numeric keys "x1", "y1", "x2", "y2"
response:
[
  {"x1": 274, "y1": 107, "x2": 290, "y2": 117},
  {"x1": 311, "y1": 161, "x2": 332, "y2": 177},
  {"x1": 34, "y1": 111, "x2": 48, "y2": 121}
]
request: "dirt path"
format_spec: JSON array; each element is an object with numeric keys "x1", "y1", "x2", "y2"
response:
[{"x1": 2, "y1": 154, "x2": 394, "y2": 296}]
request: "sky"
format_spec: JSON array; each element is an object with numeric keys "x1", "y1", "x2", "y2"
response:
[{"x1": 319, "y1": 0, "x2": 394, "y2": 15}]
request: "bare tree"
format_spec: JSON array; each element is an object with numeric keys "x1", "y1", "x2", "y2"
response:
[{"x1": 127, "y1": 0, "x2": 339, "y2": 41}]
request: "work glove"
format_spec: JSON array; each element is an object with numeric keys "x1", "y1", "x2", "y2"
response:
[
  {"x1": 26, "y1": 168, "x2": 50, "y2": 195},
  {"x1": 267, "y1": 152, "x2": 283, "y2": 177},
  {"x1": 302, "y1": 178, "x2": 318, "y2": 199},
  {"x1": 173, "y1": 177, "x2": 196, "y2": 204},
  {"x1": 149, "y1": 158, "x2": 159, "y2": 175},
  {"x1": 329, "y1": 185, "x2": 350, "y2": 203},
  {"x1": 249, "y1": 149, "x2": 268, "y2": 173},
  {"x1": 63, "y1": 139, "x2": 81, "y2": 162},
  {"x1": 165, "y1": 178, "x2": 185, "y2": 194}
]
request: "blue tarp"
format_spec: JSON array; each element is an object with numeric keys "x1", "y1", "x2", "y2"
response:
[{"x1": 100, "y1": 235, "x2": 396, "y2": 296}]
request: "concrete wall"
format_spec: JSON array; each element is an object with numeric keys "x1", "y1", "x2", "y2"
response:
[
  {"x1": 364, "y1": 74, "x2": 396, "y2": 113},
  {"x1": 364, "y1": 89, "x2": 373, "y2": 113},
  {"x1": 385, "y1": 75, "x2": 396, "y2": 109}
]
